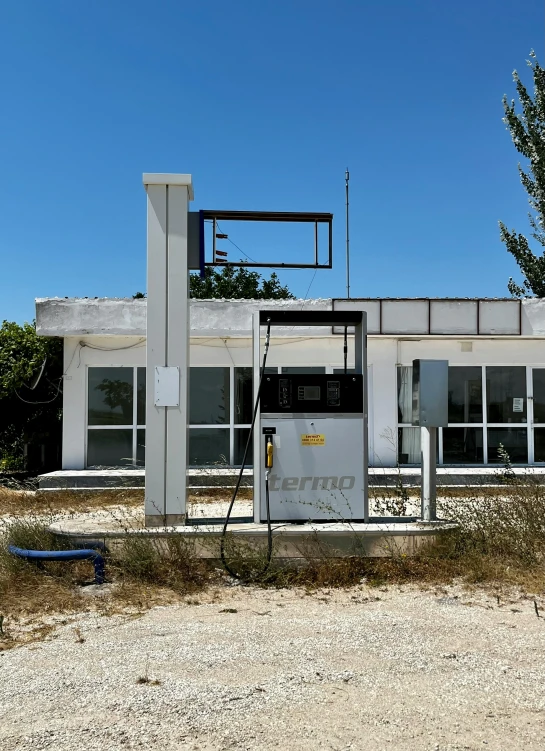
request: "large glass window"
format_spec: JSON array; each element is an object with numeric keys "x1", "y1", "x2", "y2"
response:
[
  {"x1": 488, "y1": 428, "x2": 528, "y2": 463},
  {"x1": 188, "y1": 428, "x2": 230, "y2": 466},
  {"x1": 87, "y1": 367, "x2": 145, "y2": 468},
  {"x1": 532, "y1": 369, "x2": 545, "y2": 423},
  {"x1": 136, "y1": 367, "x2": 146, "y2": 425},
  {"x1": 397, "y1": 365, "x2": 530, "y2": 466},
  {"x1": 486, "y1": 366, "x2": 527, "y2": 423},
  {"x1": 397, "y1": 365, "x2": 545, "y2": 465},
  {"x1": 234, "y1": 428, "x2": 252, "y2": 466},
  {"x1": 448, "y1": 367, "x2": 482, "y2": 423},
  {"x1": 88, "y1": 367, "x2": 134, "y2": 425},
  {"x1": 235, "y1": 367, "x2": 252, "y2": 424},
  {"x1": 443, "y1": 428, "x2": 483, "y2": 464},
  {"x1": 398, "y1": 427, "x2": 420, "y2": 464},
  {"x1": 87, "y1": 429, "x2": 133, "y2": 467},
  {"x1": 534, "y1": 429, "x2": 545, "y2": 462},
  {"x1": 397, "y1": 367, "x2": 413, "y2": 424},
  {"x1": 190, "y1": 367, "x2": 229, "y2": 424}
]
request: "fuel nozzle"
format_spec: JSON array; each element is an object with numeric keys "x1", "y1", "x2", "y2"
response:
[{"x1": 265, "y1": 435, "x2": 274, "y2": 468}]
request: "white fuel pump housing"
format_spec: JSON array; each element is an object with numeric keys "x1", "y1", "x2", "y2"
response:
[{"x1": 252, "y1": 311, "x2": 368, "y2": 524}]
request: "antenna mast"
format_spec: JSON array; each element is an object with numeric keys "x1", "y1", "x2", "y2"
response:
[{"x1": 345, "y1": 169, "x2": 350, "y2": 298}]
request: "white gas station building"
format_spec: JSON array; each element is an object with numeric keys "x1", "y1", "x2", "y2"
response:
[
  {"x1": 34, "y1": 174, "x2": 545, "y2": 526},
  {"x1": 36, "y1": 293, "x2": 545, "y2": 470}
]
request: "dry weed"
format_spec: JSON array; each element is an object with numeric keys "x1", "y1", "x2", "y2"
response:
[{"x1": 0, "y1": 486, "x2": 144, "y2": 517}]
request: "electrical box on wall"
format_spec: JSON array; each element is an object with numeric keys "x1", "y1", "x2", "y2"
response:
[
  {"x1": 154, "y1": 366, "x2": 180, "y2": 407},
  {"x1": 412, "y1": 359, "x2": 448, "y2": 427}
]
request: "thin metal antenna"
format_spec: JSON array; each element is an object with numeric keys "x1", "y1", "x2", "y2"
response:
[{"x1": 345, "y1": 169, "x2": 350, "y2": 298}]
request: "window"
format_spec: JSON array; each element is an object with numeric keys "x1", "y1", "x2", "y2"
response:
[
  {"x1": 87, "y1": 367, "x2": 145, "y2": 468},
  {"x1": 188, "y1": 429, "x2": 230, "y2": 466},
  {"x1": 448, "y1": 367, "x2": 482, "y2": 423},
  {"x1": 486, "y1": 367, "x2": 526, "y2": 423},
  {"x1": 533, "y1": 369, "x2": 545, "y2": 423},
  {"x1": 88, "y1": 367, "x2": 134, "y2": 425},
  {"x1": 87, "y1": 363, "x2": 365, "y2": 468},
  {"x1": 234, "y1": 367, "x2": 252, "y2": 425},
  {"x1": 398, "y1": 427, "x2": 420, "y2": 464},
  {"x1": 443, "y1": 427, "x2": 483, "y2": 463},
  {"x1": 190, "y1": 367, "x2": 229, "y2": 424},
  {"x1": 397, "y1": 365, "x2": 532, "y2": 465},
  {"x1": 488, "y1": 428, "x2": 527, "y2": 463}
]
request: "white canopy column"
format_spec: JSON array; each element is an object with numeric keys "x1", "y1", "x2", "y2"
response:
[{"x1": 143, "y1": 173, "x2": 193, "y2": 526}]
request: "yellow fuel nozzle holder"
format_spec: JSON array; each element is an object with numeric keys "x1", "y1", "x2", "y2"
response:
[{"x1": 265, "y1": 436, "x2": 274, "y2": 468}]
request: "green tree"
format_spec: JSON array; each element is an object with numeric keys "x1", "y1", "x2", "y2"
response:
[
  {"x1": 0, "y1": 322, "x2": 62, "y2": 470},
  {"x1": 190, "y1": 264, "x2": 294, "y2": 300},
  {"x1": 500, "y1": 51, "x2": 545, "y2": 297}
]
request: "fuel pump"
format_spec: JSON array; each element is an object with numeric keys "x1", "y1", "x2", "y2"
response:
[
  {"x1": 220, "y1": 310, "x2": 368, "y2": 579},
  {"x1": 253, "y1": 310, "x2": 368, "y2": 524}
]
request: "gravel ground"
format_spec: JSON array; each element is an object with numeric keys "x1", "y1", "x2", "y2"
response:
[
  {"x1": 0, "y1": 498, "x2": 255, "y2": 528},
  {"x1": 1, "y1": 584, "x2": 545, "y2": 750}
]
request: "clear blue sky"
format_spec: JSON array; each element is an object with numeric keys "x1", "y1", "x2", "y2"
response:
[{"x1": 1, "y1": 0, "x2": 543, "y2": 323}]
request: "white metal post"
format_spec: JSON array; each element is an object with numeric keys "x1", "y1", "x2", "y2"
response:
[
  {"x1": 144, "y1": 173, "x2": 193, "y2": 526},
  {"x1": 252, "y1": 312, "x2": 262, "y2": 524},
  {"x1": 354, "y1": 313, "x2": 368, "y2": 522},
  {"x1": 421, "y1": 426, "x2": 437, "y2": 521}
]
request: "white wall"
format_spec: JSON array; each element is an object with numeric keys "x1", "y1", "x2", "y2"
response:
[{"x1": 62, "y1": 333, "x2": 545, "y2": 470}]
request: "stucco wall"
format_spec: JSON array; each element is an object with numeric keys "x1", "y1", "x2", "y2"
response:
[
  {"x1": 36, "y1": 298, "x2": 333, "y2": 338},
  {"x1": 38, "y1": 297, "x2": 545, "y2": 338}
]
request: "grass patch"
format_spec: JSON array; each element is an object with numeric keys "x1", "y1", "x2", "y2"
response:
[
  {"x1": 2, "y1": 472, "x2": 545, "y2": 648},
  {"x1": 110, "y1": 535, "x2": 214, "y2": 609},
  {"x1": 0, "y1": 517, "x2": 90, "y2": 622},
  {"x1": 0, "y1": 486, "x2": 144, "y2": 517}
]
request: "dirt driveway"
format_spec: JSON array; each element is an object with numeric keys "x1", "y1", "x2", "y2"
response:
[{"x1": 1, "y1": 584, "x2": 544, "y2": 750}]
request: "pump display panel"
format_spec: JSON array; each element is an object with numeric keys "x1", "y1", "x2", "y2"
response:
[{"x1": 260, "y1": 374, "x2": 363, "y2": 414}]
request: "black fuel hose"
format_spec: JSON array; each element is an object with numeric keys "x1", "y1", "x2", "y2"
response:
[{"x1": 220, "y1": 319, "x2": 273, "y2": 580}]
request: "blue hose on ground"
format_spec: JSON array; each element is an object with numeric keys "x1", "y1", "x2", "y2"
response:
[{"x1": 8, "y1": 545, "x2": 105, "y2": 584}]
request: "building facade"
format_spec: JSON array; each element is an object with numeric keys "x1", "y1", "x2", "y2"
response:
[{"x1": 35, "y1": 296, "x2": 545, "y2": 471}]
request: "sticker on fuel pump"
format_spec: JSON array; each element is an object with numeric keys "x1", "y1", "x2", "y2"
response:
[{"x1": 301, "y1": 434, "x2": 325, "y2": 446}]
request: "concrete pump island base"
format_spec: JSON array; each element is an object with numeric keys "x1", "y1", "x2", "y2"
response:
[
  {"x1": 50, "y1": 515, "x2": 457, "y2": 561},
  {"x1": 49, "y1": 173, "x2": 457, "y2": 561}
]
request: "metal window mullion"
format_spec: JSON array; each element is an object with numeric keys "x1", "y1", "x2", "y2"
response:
[
  {"x1": 87, "y1": 425, "x2": 135, "y2": 430},
  {"x1": 132, "y1": 366, "x2": 138, "y2": 464},
  {"x1": 527, "y1": 366, "x2": 534, "y2": 464},
  {"x1": 482, "y1": 365, "x2": 488, "y2": 464},
  {"x1": 85, "y1": 366, "x2": 90, "y2": 468},
  {"x1": 229, "y1": 366, "x2": 235, "y2": 465}
]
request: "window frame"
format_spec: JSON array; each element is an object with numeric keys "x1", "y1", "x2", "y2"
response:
[
  {"x1": 397, "y1": 364, "x2": 537, "y2": 466},
  {"x1": 86, "y1": 363, "x2": 370, "y2": 468},
  {"x1": 86, "y1": 365, "x2": 146, "y2": 468}
]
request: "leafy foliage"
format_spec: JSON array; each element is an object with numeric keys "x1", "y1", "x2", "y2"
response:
[
  {"x1": 500, "y1": 52, "x2": 545, "y2": 296},
  {"x1": 190, "y1": 264, "x2": 294, "y2": 300},
  {"x1": 0, "y1": 322, "x2": 62, "y2": 470}
]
